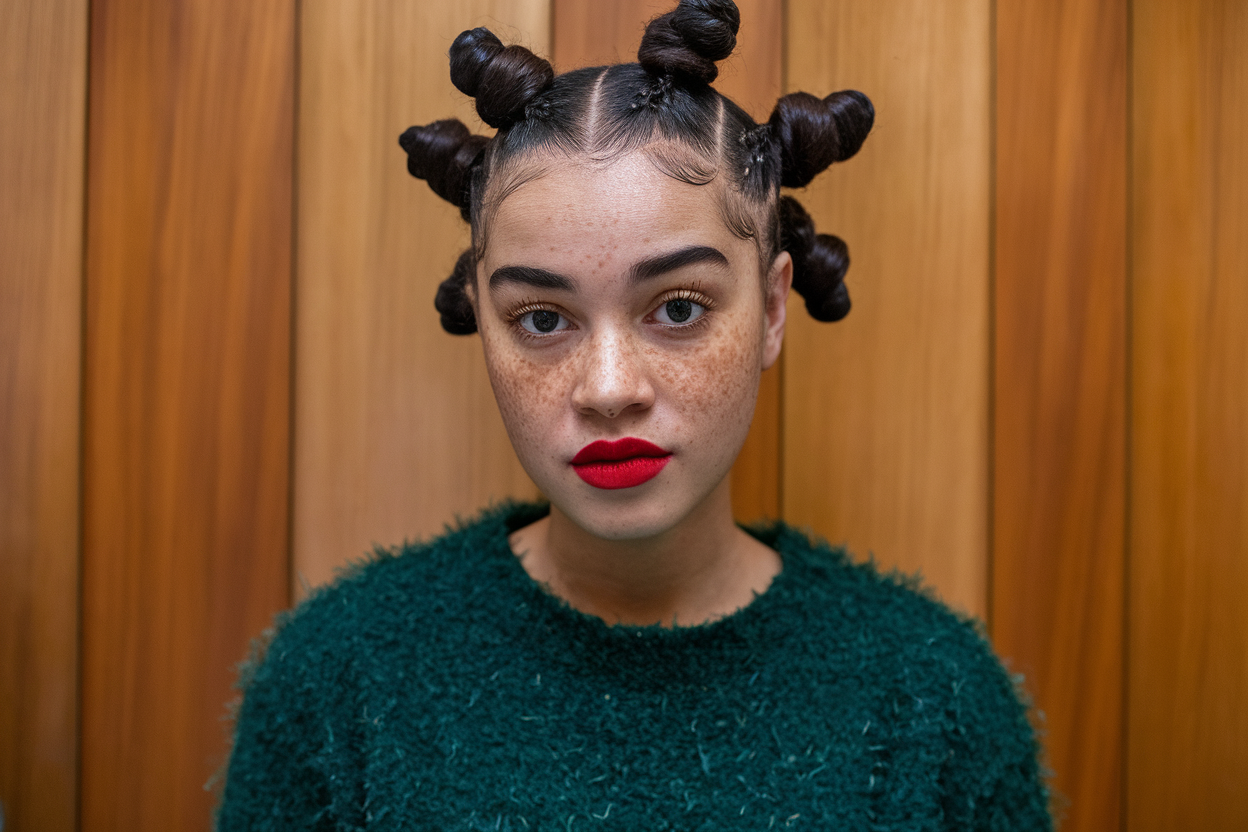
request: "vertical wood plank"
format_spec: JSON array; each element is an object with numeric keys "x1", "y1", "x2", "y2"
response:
[
  {"x1": 552, "y1": 0, "x2": 663, "y2": 68},
  {"x1": 783, "y1": 0, "x2": 992, "y2": 617},
  {"x1": 993, "y1": 2, "x2": 1128, "y2": 828},
  {"x1": 82, "y1": 1, "x2": 294, "y2": 827},
  {"x1": 295, "y1": 1, "x2": 549, "y2": 589},
  {"x1": 1130, "y1": 1, "x2": 1248, "y2": 828},
  {"x1": 552, "y1": 0, "x2": 783, "y2": 522},
  {"x1": 0, "y1": 1, "x2": 87, "y2": 828}
]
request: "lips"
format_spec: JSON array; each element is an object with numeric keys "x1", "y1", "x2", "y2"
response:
[{"x1": 571, "y1": 437, "x2": 672, "y2": 489}]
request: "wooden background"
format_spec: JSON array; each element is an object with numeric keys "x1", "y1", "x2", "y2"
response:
[{"x1": 2, "y1": 0, "x2": 1244, "y2": 829}]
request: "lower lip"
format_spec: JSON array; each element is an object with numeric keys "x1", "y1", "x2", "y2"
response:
[{"x1": 572, "y1": 456, "x2": 671, "y2": 489}]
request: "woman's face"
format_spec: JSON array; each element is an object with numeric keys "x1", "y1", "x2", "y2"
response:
[{"x1": 473, "y1": 150, "x2": 790, "y2": 541}]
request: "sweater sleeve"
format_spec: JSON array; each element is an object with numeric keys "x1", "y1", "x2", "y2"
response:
[
  {"x1": 936, "y1": 621, "x2": 1052, "y2": 832},
  {"x1": 215, "y1": 610, "x2": 358, "y2": 832}
]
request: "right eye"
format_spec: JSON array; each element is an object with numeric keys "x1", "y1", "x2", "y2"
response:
[{"x1": 517, "y1": 308, "x2": 569, "y2": 335}]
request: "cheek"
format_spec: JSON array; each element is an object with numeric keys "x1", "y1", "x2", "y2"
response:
[
  {"x1": 480, "y1": 329, "x2": 570, "y2": 441},
  {"x1": 652, "y1": 314, "x2": 763, "y2": 432}
]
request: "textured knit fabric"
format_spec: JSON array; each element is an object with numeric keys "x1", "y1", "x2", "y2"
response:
[{"x1": 216, "y1": 503, "x2": 1051, "y2": 831}]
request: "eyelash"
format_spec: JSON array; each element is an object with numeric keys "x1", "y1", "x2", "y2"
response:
[{"x1": 504, "y1": 288, "x2": 717, "y2": 340}]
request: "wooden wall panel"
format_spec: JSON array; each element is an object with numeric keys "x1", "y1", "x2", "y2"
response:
[
  {"x1": 295, "y1": 1, "x2": 548, "y2": 589},
  {"x1": 783, "y1": 0, "x2": 991, "y2": 617},
  {"x1": 0, "y1": 1, "x2": 87, "y2": 828},
  {"x1": 552, "y1": 0, "x2": 782, "y2": 522},
  {"x1": 82, "y1": 1, "x2": 294, "y2": 828},
  {"x1": 1129, "y1": 1, "x2": 1248, "y2": 829},
  {"x1": 552, "y1": 0, "x2": 664, "y2": 69},
  {"x1": 993, "y1": 2, "x2": 1128, "y2": 829}
]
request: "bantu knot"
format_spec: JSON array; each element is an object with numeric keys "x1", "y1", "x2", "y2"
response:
[
  {"x1": 450, "y1": 27, "x2": 555, "y2": 129},
  {"x1": 769, "y1": 90, "x2": 874, "y2": 188},
  {"x1": 399, "y1": 120, "x2": 488, "y2": 221},
  {"x1": 638, "y1": 0, "x2": 741, "y2": 84},
  {"x1": 779, "y1": 196, "x2": 852, "y2": 322},
  {"x1": 435, "y1": 249, "x2": 478, "y2": 334}
]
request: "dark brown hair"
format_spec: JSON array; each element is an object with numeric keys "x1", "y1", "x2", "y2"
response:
[{"x1": 400, "y1": 0, "x2": 874, "y2": 334}]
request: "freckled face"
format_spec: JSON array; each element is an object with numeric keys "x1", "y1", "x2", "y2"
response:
[{"x1": 474, "y1": 152, "x2": 788, "y2": 541}]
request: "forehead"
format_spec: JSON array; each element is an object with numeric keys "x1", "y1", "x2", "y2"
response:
[{"x1": 482, "y1": 151, "x2": 741, "y2": 265}]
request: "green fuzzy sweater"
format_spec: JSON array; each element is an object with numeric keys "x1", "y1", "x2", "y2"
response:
[{"x1": 217, "y1": 503, "x2": 1050, "y2": 831}]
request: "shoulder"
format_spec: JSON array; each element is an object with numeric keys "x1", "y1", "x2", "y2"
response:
[
  {"x1": 765, "y1": 522, "x2": 1050, "y2": 821},
  {"x1": 241, "y1": 501, "x2": 542, "y2": 688},
  {"x1": 289, "y1": 502, "x2": 536, "y2": 617},
  {"x1": 764, "y1": 520, "x2": 990, "y2": 661},
  {"x1": 764, "y1": 522, "x2": 1051, "y2": 827}
]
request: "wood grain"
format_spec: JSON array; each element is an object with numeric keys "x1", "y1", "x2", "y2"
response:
[
  {"x1": 81, "y1": 1, "x2": 294, "y2": 828},
  {"x1": 0, "y1": 1, "x2": 87, "y2": 828},
  {"x1": 992, "y1": 2, "x2": 1128, "y2": 829},
  {"x1": 783, "y1": 0, "x2": 991, "y2": 617},
  {"x1": 1129, "y1": 1, "x2": 1248, "y2": 828},
  {"x1": 294, "y1": 1, "x2": 549, "y2": 590},
  {"x1": 552, "y1": 0, "x2": 783, "y2": 522},
  {"x1": 553, "y1": 0, "x2": 663, "y2": 69}
]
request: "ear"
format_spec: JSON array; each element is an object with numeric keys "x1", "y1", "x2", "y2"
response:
[{"x1": 761, "y1": 251, "x2": 791, "y2": 370}]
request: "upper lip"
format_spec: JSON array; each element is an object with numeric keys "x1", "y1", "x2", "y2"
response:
[{"x1": 572, "y1": 437, "x2": 671, "y2": 464}]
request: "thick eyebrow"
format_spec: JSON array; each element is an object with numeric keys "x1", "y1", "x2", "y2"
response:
[
  {"x1": 487, "y1": 245, "x2": 728, "y2": 293},
  {"x1": 629, "y1": 245, "x2": 729, "y2": 284},
  {"x1": 488, "y1": 265, "x2": 575, "y2": 292}
]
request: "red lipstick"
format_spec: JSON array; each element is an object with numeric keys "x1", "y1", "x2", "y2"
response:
[{"x1": 571, "y1": 438, "x2": 672, "y2": 489}]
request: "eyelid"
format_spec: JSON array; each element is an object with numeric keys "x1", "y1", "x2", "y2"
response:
[
  {"x1": 653, "y1": 287, "x2": 715, "y2": 309},
  {"x1": 505, "y1": 300, "x2": 561, "y2": 322}
]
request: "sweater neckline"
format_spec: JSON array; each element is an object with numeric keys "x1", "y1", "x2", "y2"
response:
[{"x1": 486, "y1": 501, "x2": 797, "y2": 642}]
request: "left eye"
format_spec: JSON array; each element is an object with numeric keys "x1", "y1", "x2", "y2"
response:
[
  {"x1": 518, "y1": 309, "x2": 570, "y2": 334},
  {"x1": 653, "y1": 298, "x2": 706, "y2": 326}
]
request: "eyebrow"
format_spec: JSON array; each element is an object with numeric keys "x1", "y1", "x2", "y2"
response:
[
  {"x1": 629, "y1": 245, "x2": 728, "y2": 284},
  {"x1": 487, "y1": 244, "x2": 729, "y2": 293},
  {"x1": 488, "y1": 265, "x2": 575, "y2": 292}
]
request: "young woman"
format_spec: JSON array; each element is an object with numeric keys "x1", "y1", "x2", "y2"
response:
[{"x1": 217, "y1": 2, "x2": 1051, "y2": 829}]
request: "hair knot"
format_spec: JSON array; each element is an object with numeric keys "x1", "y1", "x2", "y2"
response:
[
  {"x1": 770, "y1": 89, "x2": 874, "y2": 188},
  {"x1": 435, "y1": 249, "x2": 478, "y2": 334},
  {"x1": 637, "y1": 0, "x2": 740, "y2": 84},
  {"x1": 779, "y1": 196, "x2": 852, "y2": 321},
  {"x1": 450, "y1": 27, "x2": 555, "y2": 128},
  {"x1": 399, "y1": 119, "x2": 488, "y2": 220}
]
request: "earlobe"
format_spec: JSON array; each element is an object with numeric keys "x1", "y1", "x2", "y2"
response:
[{"x1": 761, "y1": 251, "x2": 792, "y2": 370}]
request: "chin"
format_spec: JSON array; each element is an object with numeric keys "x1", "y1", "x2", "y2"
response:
[
  {"x1": 560, "y1": 497, "x2": 690, "y2": 542},
  {"x1": 542, "y1": 461, "x2": 732, "y2": 543}
]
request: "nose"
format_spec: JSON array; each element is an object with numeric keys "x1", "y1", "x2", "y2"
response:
[{"x1": 571, "y1": 328, "x2": 655, "y2": 419}]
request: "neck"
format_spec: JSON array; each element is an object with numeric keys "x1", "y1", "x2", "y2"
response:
[{"x1": 509, "y1": 479, "x2": 780, "y2": 627}]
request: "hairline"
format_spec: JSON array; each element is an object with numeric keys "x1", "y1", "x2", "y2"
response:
[{"x1": 473, "y1": 143, "x2": 777, "y2": 275}]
